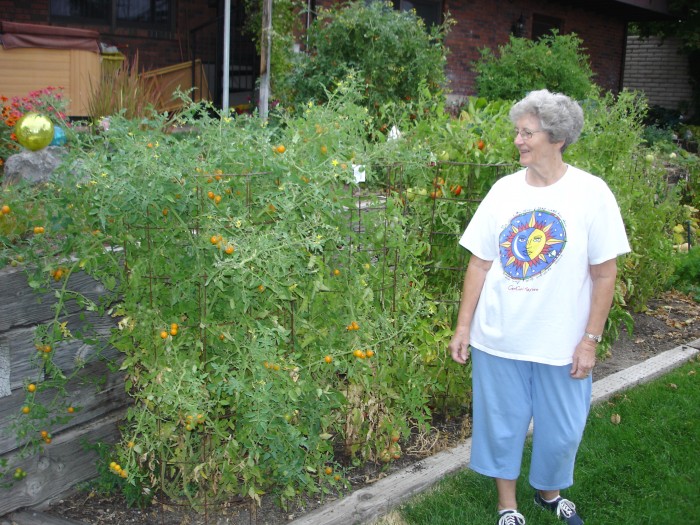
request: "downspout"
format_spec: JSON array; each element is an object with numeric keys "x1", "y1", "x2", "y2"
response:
[{"x1": 618, "y1": 22, "x2": 629, "y2": 95}]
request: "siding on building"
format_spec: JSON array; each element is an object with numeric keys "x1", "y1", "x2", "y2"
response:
[{"x1": 623, "y1": 35, "x2": 693, "y2": 113}]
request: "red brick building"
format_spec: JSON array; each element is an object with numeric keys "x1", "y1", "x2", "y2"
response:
[{"x1": 0, "y1": 0, "x2": 671, "y2": 109}]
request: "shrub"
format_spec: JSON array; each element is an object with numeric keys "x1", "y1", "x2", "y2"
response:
[
  {"x1": 567, "y1": 90, "x2": 682, "y2": 312},
  {"x1": 1, "y1": 86, "x2": 472, "y2": 508},
  {"x1": 667, "y1": 245, "x2": 700, "y2": 300},
  {"x1": 87, "y1": 53, "x2": 161, "y2": 122},
  {"x1": 277, "y1": 0, "x2": 451, "y2": 114},
  {"x1": 473, "y1": 31, "x2": 596, "y2": 101}
]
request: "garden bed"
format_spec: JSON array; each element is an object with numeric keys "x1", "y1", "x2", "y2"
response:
[{"x1": 45, "y1": 291, "x2": 700, "y2": 524}]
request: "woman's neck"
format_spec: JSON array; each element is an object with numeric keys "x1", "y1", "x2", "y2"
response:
[{"x1": 525, "y1": 161, "x2": 568, "y2": 187}]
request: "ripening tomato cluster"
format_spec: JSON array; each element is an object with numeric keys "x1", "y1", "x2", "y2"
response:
[
  {"x1": 160, "y1": 323, "x2": 180, "y2": 339},
  {"x1": 209, "y1": 233, "x2": 235, "y2": 254},
  {"x1": 109, "y1": 461, "x2": 128, "y2": 478},
  {"x1": 184, "y1": 413, "x2": 205, "y2": 431},
  {"x1": 352, "y1": 349, "x2": 375, "y2": 359},
  {"x1": 35, "y1": 344, "x2": 52, "y2": 354},
  {"x1": 346, "y1": 320, "x2": 360, "y2": 331},
  {"x1": 51, "y1": 266, "x2": 67, "y2": 281}
]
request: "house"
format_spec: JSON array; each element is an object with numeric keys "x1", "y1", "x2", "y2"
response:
[{"x1": 0, "y1": 0, "x2": 672, "y2": 115}]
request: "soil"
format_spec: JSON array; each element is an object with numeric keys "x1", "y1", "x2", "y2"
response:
[{"x1": 43, "y1": 291, "x2": 700, "y2": 525}]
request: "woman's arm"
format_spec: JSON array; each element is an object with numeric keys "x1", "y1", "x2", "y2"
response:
[
  {"x1": 448, "y1": 254, "x2": 493, "y2": 364},
  {"x1": 570, "y1": 258, "x2": 618, "y2": 379}
]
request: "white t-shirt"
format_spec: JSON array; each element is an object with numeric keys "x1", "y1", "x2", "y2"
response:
[{"x1": 459, "y1": 165, "x2": 631, "y2": 365}]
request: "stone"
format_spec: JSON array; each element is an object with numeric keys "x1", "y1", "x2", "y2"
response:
[{"x1": 2, "y1": 146, "x2": 67, "y2": 186}]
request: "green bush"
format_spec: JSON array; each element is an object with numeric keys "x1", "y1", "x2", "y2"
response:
[
  {"x1": 277, "y1": 1, "x2": 450, "y2": 114},
  {"x1": 667, "y1": 245, "x2": 700, "y2": 300},
  {"x1": 473, "y1": 31, "x2": 596, "y2": 101},
  {"x1": 567, "y1": 90, "x2": 682, "y2": 312}
]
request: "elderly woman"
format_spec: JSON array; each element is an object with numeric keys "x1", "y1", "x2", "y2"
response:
[{"x1": 448, "y1": 89, "x2": 630, "y2": 525}]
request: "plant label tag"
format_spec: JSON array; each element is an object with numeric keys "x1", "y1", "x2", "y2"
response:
[{"x1": 353, "y1": 164, "x2": 366, "y2": 183}]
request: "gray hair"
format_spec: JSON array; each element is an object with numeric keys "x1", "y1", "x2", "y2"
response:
[{"x1": 509, "y1": 89, "x2": 584, "y2": 152}]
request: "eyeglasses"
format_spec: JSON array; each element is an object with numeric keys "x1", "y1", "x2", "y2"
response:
[{"x1": 512, "y1": 128, "x2": 545, "y2": 140}]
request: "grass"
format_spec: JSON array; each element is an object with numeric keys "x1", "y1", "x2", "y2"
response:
[{"x1": 373, "y1": 357, "x2": 700, "y2": 525}]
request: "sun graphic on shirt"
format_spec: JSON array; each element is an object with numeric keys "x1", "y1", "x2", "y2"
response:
[{"x1": 499, "y1": 210, "x2": 566, "y2": 280}]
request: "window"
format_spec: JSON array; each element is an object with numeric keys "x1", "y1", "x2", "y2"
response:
[
  {"x1": 51, "y1": 0, "x2": 172, "y2": 29},
  {"x1": 531, "y1": 14, "x2": 563, "y2": 40},
  {"x1": 366, "y1": 0, "x2": 443, "y2": 27},
  {"x1": 395, "y1": 0, "x2": 443, "y2": 28}
]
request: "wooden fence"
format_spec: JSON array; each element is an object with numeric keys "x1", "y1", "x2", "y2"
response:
[{"x1": 0, "y1": 265, "x2": 127, "y2": 516}]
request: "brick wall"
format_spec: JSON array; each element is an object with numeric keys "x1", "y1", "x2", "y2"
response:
[
  {"x1": 623, "y1": 35, "x2": 692, "y2": 112},
  {"x1": 443, "y1": 0, "x2": 627, "y2": 99},
  {"x1": 0, "y1": 0, "x2": 217, "y2": 70},
  {"x1": 316, "y1": 0, "x2": 628, "y2": 100}
]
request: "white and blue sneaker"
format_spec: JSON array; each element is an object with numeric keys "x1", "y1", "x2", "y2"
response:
[
  {"x1": 497, "y1": 509, "x2": 526, "y2": 525},
  {"x1": 534, "y1": 492, "x2": 584, "y2": 525}
]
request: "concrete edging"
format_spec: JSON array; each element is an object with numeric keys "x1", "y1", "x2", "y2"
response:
[{"x1": 288, "y1": 340, "x2": 700, "y2": 525}]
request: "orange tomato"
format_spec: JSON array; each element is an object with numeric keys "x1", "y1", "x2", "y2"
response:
[
  {"x1": 324, "y1": 355, "x2": 333, "y2": 363},
  {"x1": 27, "y1": 383, "x2": 36, "y2": 393},
  {"x1": 1, "y1": 204, "x2": 10, "y2": 214},
  {"x1": 225, "y1": 245, "x2": 234, "y2": 254},
  {"x1": 160, "y1": 331, "x2": 168, "y2": 339},
  {"x1": 477, "y1": 140, "x2": 486, "y2": 150}
]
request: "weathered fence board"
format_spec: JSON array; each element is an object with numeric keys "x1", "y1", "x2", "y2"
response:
[
  {"x1": 0, "y1": 410, "x2": 125, "y2": 517},
  {"x1": 0, "y1": 266, "x2": 109, "y2": 333},
  {"x1": 0, "y1": 265, "x2": 128, "y2": 517}
]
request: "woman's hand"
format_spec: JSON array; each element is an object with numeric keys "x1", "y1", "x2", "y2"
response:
[
  {"x1": 570, "y1": 340, "x2": 597, "y2": 379},
  {"x1": 449, "y1": 327, "x2": 471, "y2": 364}
]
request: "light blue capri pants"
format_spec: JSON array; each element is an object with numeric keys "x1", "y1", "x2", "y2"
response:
[{"x1": 469, "y1": 347, "x2": 592, "y2": 490}]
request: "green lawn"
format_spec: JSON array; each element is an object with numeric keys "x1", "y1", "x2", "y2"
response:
[{"x1": 383, "y1": 357, "x2": 700, "y2": 525}]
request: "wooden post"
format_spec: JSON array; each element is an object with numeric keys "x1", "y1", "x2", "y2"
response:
[{"x1": 259, "y1": 0, "x2": 272, "y2": 120}]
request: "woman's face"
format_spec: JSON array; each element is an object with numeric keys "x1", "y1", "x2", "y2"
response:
[{"x1": 513, "y1": 114, "x2": 563, "y2": 168}]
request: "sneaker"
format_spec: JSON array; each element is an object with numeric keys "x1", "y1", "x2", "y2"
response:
[
  {"x1": 534, "y1": 492, "x2": 584, "y2": 525},
  {"x1": 497, "y1": 510, "x2": 526, "y2": 525}
]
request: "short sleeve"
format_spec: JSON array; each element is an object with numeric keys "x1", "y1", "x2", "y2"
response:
[
  {"x1": 587, "y1": 182, "x2": 631, "y2": 264},
  {"x1": 458, "y1": 185, "x2": 500, "y2": 261}
]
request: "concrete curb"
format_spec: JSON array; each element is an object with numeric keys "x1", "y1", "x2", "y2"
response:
[{"x1": 288, "y1": 339, "x2": 700, "y2": 525}]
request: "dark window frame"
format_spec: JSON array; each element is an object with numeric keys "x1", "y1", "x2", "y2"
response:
[
  {"x1": 531, "y1": 13, "x2": 563, "y2": 40},
  {"x1": 50, "y1": 0, "x2": 174, "y2": 31}
]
